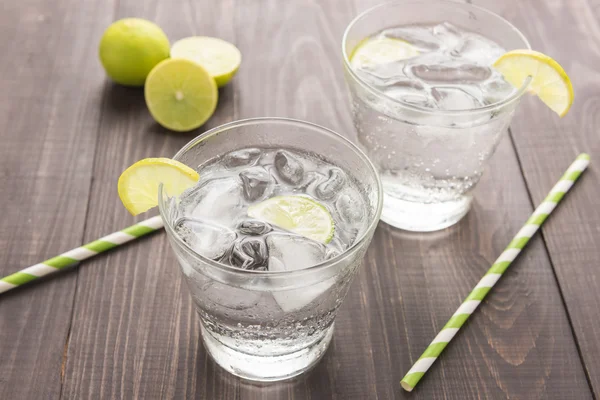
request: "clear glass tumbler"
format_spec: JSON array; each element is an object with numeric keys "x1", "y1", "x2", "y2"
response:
[
  {"x1": 342, "y1": 1, "x2": 530, "y2": 232},
  {"x1": 158, "y1": 118, "x2": 383, "y2": 381}
]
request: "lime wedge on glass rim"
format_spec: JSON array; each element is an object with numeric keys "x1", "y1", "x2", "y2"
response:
[
  {"x1": 171, "y1": 36, "x2": 242, "y2": 87},
  {"x1": 144, "y1": 58, "x2": 218, "y2": 132},
  {"x1": 118, "y1": 158, "x2": 199, "y2": 216},
  {"x1": 493, "y1": 50, "x2": 574, "y2": 117},
  {"x1": 248, "y1": 195, "x2": 335, "y2": 244}
]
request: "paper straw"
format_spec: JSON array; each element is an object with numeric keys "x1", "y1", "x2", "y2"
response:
[
  {"x1": 401, "y1": 153, "x2": 590, "y2": 392},
  {"x1": 0, "y1": 216, "x2": 164, "y2": 294}
]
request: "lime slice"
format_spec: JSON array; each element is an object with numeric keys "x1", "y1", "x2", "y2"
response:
[
  {"x1": 350, "y1": 37, "x2": 419, "y2": 69},
  {"x1": 118, "y1": 158, "x2": 199, "y2": 216},
  {"x1": 99, "y1": 18, "x2": 170, "y2": 87},
  {"x1": 493, "y1": 50, "x2": 574, "y2": 117},
  {"x1": 144, "y1": 59, "x2": 218, "y2": 132},
  {"x1": 171, "y1": 36, "x2": 242, "y2": 87},
  {"x1": 248, "y1": 196, "x2": 335, "y2": 243}
]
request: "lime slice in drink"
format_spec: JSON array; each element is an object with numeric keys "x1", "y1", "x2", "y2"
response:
[
  {"x1": 171, "y1": 36, "x2": 242, "y2": 87},
  {"x1": 144, "y1": 59, "x2": 218, "y2": 132},
  {"x1": 248, "y1": 195, "x2": 335, "y2": 243},
  {"x1": 118, "y1": 158, "x2": 199, "y2": 215},
  {"x1": 350, "y1": 37, "x2": 419, "y2": 69},
  {"x1": 493, "y1": 50, "x2": 574, "y2": 117},
  {"x1": 99, "y1": 18, "x2": 170, "y2": 87}
]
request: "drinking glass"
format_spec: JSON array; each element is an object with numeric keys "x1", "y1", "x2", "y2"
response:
[
  {"x1": 158, "y1": 118, "x2": 383, "y2": 381},
  {"x1": 342, "y1": 1, "x2": 530, "y2": 231}
]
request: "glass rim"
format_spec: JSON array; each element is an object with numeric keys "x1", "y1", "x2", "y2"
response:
[
  {"x1": 157, "y1": 117, "x2": 384, "y2": 278},
  {"x1": 341, "y1": 0, "x2": 532, "y2": 116}
]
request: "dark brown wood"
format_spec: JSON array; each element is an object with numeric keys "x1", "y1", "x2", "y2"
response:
[
  {"x1": 0, "y1": 0, "x2": 111, "y2": 398},
  {"x1": 470, "y1": 0, "x2": 600, "y2": 394},
  {"x1": 0, "y1": 0, "x2": 597, "y2": 399}
]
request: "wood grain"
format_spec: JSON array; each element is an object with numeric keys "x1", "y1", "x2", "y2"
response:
[
  {"x1": 470, "y1": 0, "x2": 600, "y2": 395},
  {"x1": 60, "y1": 0, "x2": 237, "y2": 398},
  {"x1": 0, "y1": 0, "x2": 111, "y2": 398},
  {"x1": 1, "y1": 0, "x2": 596, "y2": 399}
]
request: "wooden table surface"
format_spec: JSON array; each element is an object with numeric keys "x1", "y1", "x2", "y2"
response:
[{"x1": 1, "y1": 0, "x2": 598, "y2": 399}]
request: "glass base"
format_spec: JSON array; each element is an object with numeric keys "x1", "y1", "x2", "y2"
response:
[
  {"x1": 201, "y1": 324, "x2": 334, "y2": 382},
  {"x1": 381, "y1": 191, "x2": 472, "y2": 232}
]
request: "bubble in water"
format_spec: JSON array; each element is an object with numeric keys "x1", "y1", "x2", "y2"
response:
[{"x1": 274, "y1": 150, "x2": 304, "y2": 185}]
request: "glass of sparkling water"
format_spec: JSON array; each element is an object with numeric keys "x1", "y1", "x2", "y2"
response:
[
  {"x1": 158, "y1": 118, "x2": 382, "y2": 381},
  {"x1": 342, "y1": 0, "x2": 531, "y2": 231}
]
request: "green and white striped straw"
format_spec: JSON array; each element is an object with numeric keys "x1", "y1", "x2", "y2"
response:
[
  {"x1": 0, "y1": 216, "x2": 164, "y2": 294},
  {"x1": 401, "y1": 153, "x2": 590, "y2": 392}
]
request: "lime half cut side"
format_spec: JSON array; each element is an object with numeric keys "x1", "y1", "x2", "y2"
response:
[
  {"x1": 144, "y1": 58, "x2": 218, "y2": 132},
  {"x1": 247, "y1": 195, "x2": 335, "y2": 244},
  {"x1": 171, "y1": 36, "x2": 242, "y2": 87}
]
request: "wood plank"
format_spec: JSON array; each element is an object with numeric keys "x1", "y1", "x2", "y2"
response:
[
  {"x1": 0, "y1": 0, "x2": 111, "y2": 398},
  {"x1": 470, "y1": 0, "x2": 600, "y2": 395},
  {"x1": 60, "y1": 0, "x2": 592, "y2": 399},
  {"x1": 342, "y1": 0, "x2": 590, "y2": 398},
  {"x1": 60, "y1": 0, "x2": 238, "y2": 398}
]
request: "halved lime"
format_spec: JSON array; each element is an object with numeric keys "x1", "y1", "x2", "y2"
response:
[
  {"x1": 350, "y1": 37, "x2": 419, "y2": 69},
  {"x1": 118, "y1": 158, "x2": 199, "y2": 215},
  {"x1": 144, "y1": 59, "x2": 218, "y2": 132},
  {"x1": 248, "y1": 195, "x2": 335, "y2": 243},
  {"x1": 171, "y1": 36, "x2": 242, "y2": 87}
]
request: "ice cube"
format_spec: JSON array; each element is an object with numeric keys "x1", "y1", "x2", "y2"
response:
[
  {"x1": 183, "y1": 177, "x2": 244, "y2": 226},
  {"x1": 223, "y1": 148, "x2": 262, "y2": 168},
  {"x1": 239, "y1": 166, "x2": 273, "y2": 201},
  {"x1": 267, "y1": 234, "x2": 327, "y2": 272},
  {"x1": 383, "y1": 26, "x2": 441, "y2": 52},
  {"x1": 228, "y1": 237, "x2": 269, "y2": 270},
  {"x1": 336, "y1": 192, "x2": 365, "y2": 225},
  {"x1": 359, "y1": 62, "x2": 414, "y2": 83},
  {"x1": 431, "y1": 87, "x2": 483, "y2": 110},
  {"x1": 411, "y1": 63, "x2": 491, "y2": 84},
  {"x1": 450, "y1": 33, "x2": 506, "y2": 65},
  {"x1": 316, "y1": 168, "x2": 347, "y2": 200},
  {"x1": 238, "y1": 219, "x2": 273, "y2": 235},
  {"x1": 379, "y1": 77, "x2": 435, "y2": 108},
  {"x1": 266, "y1": 234, "x2": 335, "y2": 312},
  {"x1": 432, "y1": 22, "x2": 462, "y2": 50},
  {"x1": 175, "y1": 217, "x2": 237, "y2": 260},
  {"x1": 274, "y1": 150, "x2": 304, "y2": 185}
]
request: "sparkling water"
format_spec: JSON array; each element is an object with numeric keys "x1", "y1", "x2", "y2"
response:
[
  {"x1": 174, "y1": 147, "x2": 369, "y2": 271},
  {"x1": 348, "y1": 23, "x2": 518, "y2": 231},
  {"x1": 170, "y1": 147, "x2": 370, "y2": 380}
]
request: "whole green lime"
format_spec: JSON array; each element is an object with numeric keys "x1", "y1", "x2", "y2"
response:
[{"x1": 99, "y1": 18, "x2": 170, "y2": 87}]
